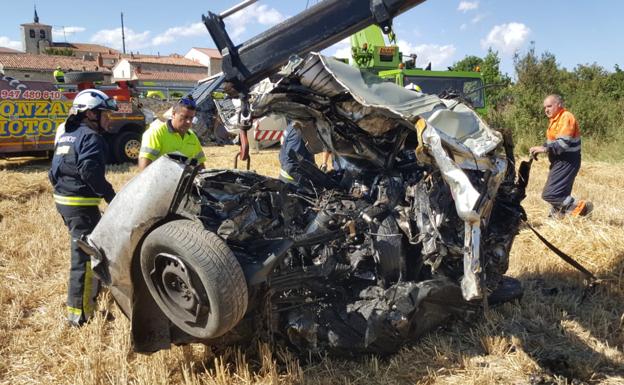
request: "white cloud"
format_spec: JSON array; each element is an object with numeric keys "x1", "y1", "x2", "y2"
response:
[
  {"x1": 152, "y1": 22, "x2": 207, "y2": 46},
  {"x1": 398, "y1": 40, "x2": 457, "y2": 69},
  {"x1": 471, "y1": 14, "x2": 485, "y2": 24},
  {"x1": 460, "y1": 23, "x2": 468, "y2": 31},
  {"x1": 325, "y1": 38, "x2": 456, "y2": 69},
  {"x1": 90, "y1": 23, "x2": 208, "y2": 51},
  {"x1": 52, "y1": 26, "x2": 86, "y2": 40},
  {"x1": 325, "y1": 37, "x2": 351, "y2": 62},
  {"x1": 458, "y1": 1, "x2": 479, "y2": 12},
  {"x1": 0, "y1": 36, "x2": 21, "y2": 50},
  {"x1": 90, "y1": 28, "x2": 151, "y2": 51},
  {"x1": 86, "y1": 5, "x2": 283, "y2": 52},
  {"x1": 225, "y1": 4, "x2": 285, "y2": 39},
  {"x1": 481, "y1": 22, "x2": 530, "y2": 55}
]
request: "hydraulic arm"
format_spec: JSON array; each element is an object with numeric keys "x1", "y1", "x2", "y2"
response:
[{"x1": 203, "y1": 0, "x2": 427, "y2": 93}]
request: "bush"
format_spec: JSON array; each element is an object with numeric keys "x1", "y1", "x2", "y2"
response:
[{"x1": 454, "y1": 46, "x2": 624, "y2": 160}]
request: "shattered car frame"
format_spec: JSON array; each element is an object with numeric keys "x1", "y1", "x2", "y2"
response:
[{"x1": 83, "y1": 52, "x2": 527, "y2": 354}]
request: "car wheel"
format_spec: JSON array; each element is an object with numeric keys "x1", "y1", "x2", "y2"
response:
[
  {"x1": 113, "y1": 131, "x2": 142, "y2": 163},
  {"x1": 63, "y1": 71, "x2": 105, "y2": 84},
  {"x1": 140, "y1": 220, "x2": 248, "y2": 339}
]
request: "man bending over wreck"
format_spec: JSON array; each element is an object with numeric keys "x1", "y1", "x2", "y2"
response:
[{"x1": 138, "y1": 96, "x2": 206, "y2": 170}]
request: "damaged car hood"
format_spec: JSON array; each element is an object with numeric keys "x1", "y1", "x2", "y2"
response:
[{"x1": 83, "y1": 52, "x2": 527, "y2": 356}]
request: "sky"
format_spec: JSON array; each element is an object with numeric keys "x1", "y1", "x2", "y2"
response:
[{"x1": 1, "y1": 1, "x2": 622, "y2": 77}]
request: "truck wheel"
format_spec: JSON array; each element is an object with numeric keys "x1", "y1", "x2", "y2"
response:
[
  {"x1": 112, "y1": 131, "x2": 142, "y2": 163},
  {"x1": 63, "y1": 71, "x2": 104, "y2": 84},
  {"x1": 140, "y1": 220, "x2": 248, "y2": 339}
]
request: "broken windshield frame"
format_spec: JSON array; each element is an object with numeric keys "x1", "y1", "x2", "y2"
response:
[{"x1": 403, "y1": 76, "x2": 485, "y2": 108}]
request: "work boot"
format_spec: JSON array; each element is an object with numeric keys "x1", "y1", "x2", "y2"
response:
[
  {"x1": 66, "y1": 315, "x2": 86, "y2": 328},
  {"x1": 570, "y1": 200, "x2": 593, "y2": 217},
  {"x1": 547, "y1": 206, "x2": 565, "y2": 219}
]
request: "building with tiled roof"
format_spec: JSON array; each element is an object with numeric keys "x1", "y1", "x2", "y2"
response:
[
  {"x1": 51, "y1": 42, "x2": 119, "y2": 55},
  {"x1": 0, "y1": 53, "x2": 111, "y2": 82},
  {"x1": 112, "y1": 56, "x2": 209, "y2": 95},
  {"x1": 0, "y1": 47, "x2": 21, "y2": 54},
  {"x1": 50, "y1": 42, "x2": 120, "y2": 67},
  {"x1": 12, "y1": 10, "x2": 206, "y2": 94},
  {"x1": 126, "y1": 55, "x2": 206, "y2": 68},
  {"x1": 185, "y1": 47, "x2": 222, "y2": 76},
  {"x1": 132, "y1": 70, "x2": 206, "y2": 82},
  {"x1": 20, "y1": 9, "x2": 53, "y2": 55},
  {"x1": 17, "y1": 9, "x2": 120, "y2": 69}
]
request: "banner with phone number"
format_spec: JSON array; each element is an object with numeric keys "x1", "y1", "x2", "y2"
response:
[{"x1": 0, "y1": 100, "x2": 72, "y2": 137}]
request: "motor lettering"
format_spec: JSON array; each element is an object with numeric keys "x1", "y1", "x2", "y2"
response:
[{"x1": 0, "y1": 100, "x2": 71, "y2": 137}]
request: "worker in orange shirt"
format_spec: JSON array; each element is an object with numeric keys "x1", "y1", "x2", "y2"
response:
[{"x1": 529, "y1": 94, "x2": 592, "y2": 218}]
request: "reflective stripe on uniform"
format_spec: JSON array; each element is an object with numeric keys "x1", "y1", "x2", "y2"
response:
[
  {"x1": 53, "y1": 194, "x2": 102, "y2": 206},
  {"x1": 547, "y1": 136, "x2": 581, "y2": 152},
  {"x1": 140, "y1": 146, "x2": 160, "y2": 156},
  {"x1": 140, "y1": 121, "x2": 204, "y2": 162},
  {"x1": 279, "y1": 169, "x2": 294, "y2": 181},
  {"x1": 67, "y1": 306, "x2": 82, "y2": 324},
  {"x1": 82, "y1": 261, "x2": 98, "y2": 319}
]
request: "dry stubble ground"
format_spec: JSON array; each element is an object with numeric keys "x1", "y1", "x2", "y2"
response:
[{"x1": 0, "y1": 145, "x2": 623, "y2": 385}]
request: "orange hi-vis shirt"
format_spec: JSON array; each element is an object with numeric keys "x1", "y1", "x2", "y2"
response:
[{"x1": 546, "y1": 109, "x2": 581, "y2": 154}]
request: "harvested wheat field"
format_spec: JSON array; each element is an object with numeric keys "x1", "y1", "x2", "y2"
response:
[{"x1": 1, "y1": 146, "x2": 623, "y2": 385}]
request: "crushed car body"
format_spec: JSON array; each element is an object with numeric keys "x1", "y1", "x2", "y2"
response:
[{"x1": 82, "y1": 50, "x2": 527, "y2": 354}]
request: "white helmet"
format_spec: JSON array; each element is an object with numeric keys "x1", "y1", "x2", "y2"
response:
[{"x1": 71, "y1": 89, "x2": 118, "y2": 114}]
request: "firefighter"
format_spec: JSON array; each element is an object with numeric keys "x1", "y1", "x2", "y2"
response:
[
  {"x1": 49, "y1": 89, "x2": 118, "y2": 327},
  {"x1": 53, "y1": 66, "x2": 65, "y2": 83},
  {"x1": 529, "y1": 94, "x2": 592, "y2": 218},
  {"x1": 138, "y1": 96, "x2": 206, "y2": 170},
  {"x1": 279, "y1": 120, "x2": 315, "y2": 184}
]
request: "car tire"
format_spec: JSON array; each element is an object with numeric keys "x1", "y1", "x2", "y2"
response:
[
  {"x1": 63, "y1": 71, "x2": 105, "y2": 84},
  {"x1": 140, "y1": 220, "x2": 248, "y2": 339},
  {"x1": 112, "y1": 130, "x2": 142, "y2": 163}
]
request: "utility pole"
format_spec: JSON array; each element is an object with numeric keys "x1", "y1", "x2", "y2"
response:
[{"x1": 121, "y1": 12, "x2": 126, "y2": 54}]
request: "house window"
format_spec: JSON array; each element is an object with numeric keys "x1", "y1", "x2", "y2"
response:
[
  {"x1": 40, "y1": 30, "x2": 46, "y2": 39},
  {"x1": 29, "y1": 29, "x2": 35, "y2": 38}
]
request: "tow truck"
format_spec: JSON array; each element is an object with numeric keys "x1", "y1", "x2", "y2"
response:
[{"x1": 0, "y1": 71, "x2": 146, "y2": 163}]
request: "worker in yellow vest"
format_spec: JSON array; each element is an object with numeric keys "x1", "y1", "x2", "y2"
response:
[
  {"x1": 138, "y1": 96, "x2": 206, "y2": 170},
  {"x1": 53, "y1": 66, "x2": 65, "y2": 83}
]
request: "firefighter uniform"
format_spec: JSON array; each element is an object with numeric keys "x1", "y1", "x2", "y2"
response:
[
  {"x1": 541, "y1": 108, "x2": 587, "y2": 216},
  {"x1": 49, "y1": 123, "x2": 115, "y2": 326},
  {"x1": 279, "y1": 121, "x2": 314, "y2": 184},
  {"x1": 139, "y1": 120, "x2": 206, "y2": 163}
]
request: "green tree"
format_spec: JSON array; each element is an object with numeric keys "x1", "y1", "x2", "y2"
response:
[
  {"x1": 603, "y1": 64, "x2": 624, "y2": 100},
  {"x1": 450, "y1": 55, "x2": 482, "y2": 72},
  {"x1": 481, "y1": 49, "x2": 511, "y2": 105},
  {"x1": 44, "y1": 47, "x2": 75, "y2": 57}
]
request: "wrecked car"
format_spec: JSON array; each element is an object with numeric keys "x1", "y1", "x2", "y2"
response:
[{"x1": 81, "y1": 51, "x2": 527, "y2": 354}]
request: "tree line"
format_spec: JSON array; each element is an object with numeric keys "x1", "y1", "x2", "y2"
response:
[{"x1": 451, "y1": 45, "x2": 624, "y2": 160}]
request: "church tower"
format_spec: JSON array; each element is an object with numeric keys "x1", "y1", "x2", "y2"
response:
[{"x1": 20, "y1": 7, "x2": 53, "y2": 54}]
